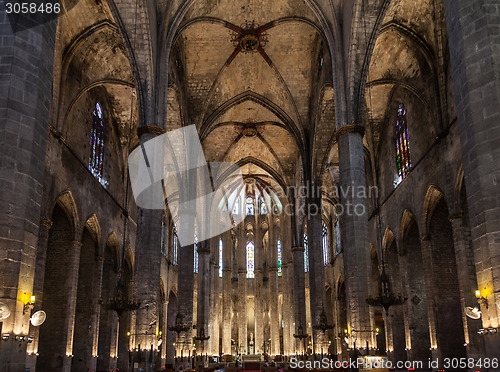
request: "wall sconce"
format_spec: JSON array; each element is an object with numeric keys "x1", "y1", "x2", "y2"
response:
[
  {"x1": 15, "y1": 335, "x2": 24, "y2": 341},
  {"x1": 2, "y1": 334, "x2": 9, "y2": 341},
  {"x1": 475, "y1": 290, "x2": 488, "y2": 308},
  {"x1": 23, "y1": 295, "x2": 36, "y2": 315}
]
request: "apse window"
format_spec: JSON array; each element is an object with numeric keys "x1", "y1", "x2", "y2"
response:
[
  {"x1": 304, "y1": 233, "x2": 309, "y2": 273},
  {"x1": 173, "y1": 225, "x2": 178, "y2": 265},
  {"x1": 322, "y1": 222, "x2": 329, "y2": 265},
  {"x1": 246, "y1": 197, "x2": 255, "y2": 215},
  {"x1": 194, "y1": 234, "x2": 199, "y2": 273},
  {"x1": 219, "y1": 238, "x2": 223, "y2": 277},
  {"x1": 260, "y1": 199, "x2": 267, "y2": 215},
  {"x1": 246, "y1": 241, "x2": 255, "y2": 278},
  {"x1": 233, "y1": 197, "x2": 240, "y2": 215},
  {"x1": 394, "y1": 103, "x2": 412, "y2": 187},
  {"x1": 89, "y1": 102, "x2": 108, "y2": 188},
  {"x1": 277, "y1": 239, "x2": 282, "y2": 276}
]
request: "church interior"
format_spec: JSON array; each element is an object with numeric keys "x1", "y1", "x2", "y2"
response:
[{"x1": 1, "y1": 0, "x2": 500, "y2": 371}]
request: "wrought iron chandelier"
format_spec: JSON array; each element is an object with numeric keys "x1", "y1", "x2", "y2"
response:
[
  {"x1": 169, "y1": 313, "x2": 190, "y2": 336},
  {"x1": 313, "y1": 308, "x2": 334, "y2": 333},
  {"x1": 366, "y1": 263, "x2": 407, "y2": 313}
]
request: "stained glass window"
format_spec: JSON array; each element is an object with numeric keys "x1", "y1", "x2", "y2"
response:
[
  {"x1": 194, "y1": 234, "x2": 199, "y2": 273},
  {"x1": 246, "y1": 197, "x2": 255, "y2": 215},
  {"x1": 260, "y1": 200, "x2": 267, "y2": 215},
  {"x1": 219, "y1": 238, "x2": 223, "y2": 278},
  {"x1": 335, "y1": 219, "x2": 341, "y2": 256},
  {"x1": 395, "y1": 103, "x2": 411, "y2": 184},
  {"x1": 277, "y1": 239, "x2": 282, "y2": 277},
  {"x1": 246, "y1": 241, "x2": 255, "y2": 278},
  {"x1": 304, "y1": 233, "x2": 309, "y2": 273},
  {"x1": 322, "y1": 222, "x2": 329, "y2": 265},
  {"x1": 89, "y1": 102, "x2": 107, "y2": 187},
  {"x1": 161, "y1": 219, "x2": 167, "y2": 257},
  {"x1": 233, "y1": 197, "x2": 240, "y2": 215},
  {"x1": 173, "y1": 225, "x2": 178, "y2": 265}
]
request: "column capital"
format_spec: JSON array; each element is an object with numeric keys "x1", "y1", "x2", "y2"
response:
[
  {"x1": 137, "y1": 125, "x2": 166, "y2": 138},
  {"x1": 291, "y1": 246, "x2": 305, "y2": 252},
  {"x1": 448, "y1": 211, "x2": 463, "y2": 221},
  {"x1": 269, "y1": 267, "x2": 279, "y2": 272},
  {"x1": 334, "y1": 124, "x2": 365, "y2": 141},
  {"x1": 39, "y1": 218, "x2": 53, "y2": 228}
]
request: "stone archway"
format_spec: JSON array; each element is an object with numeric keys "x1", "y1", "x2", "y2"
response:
[
  {"x1": 429, "y1": 198, "x2": 466, "y2": 365},
  {"x1": 37, "y1": 205, "x2": 74, "y2": 372}
]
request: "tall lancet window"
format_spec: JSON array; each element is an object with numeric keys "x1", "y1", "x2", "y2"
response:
[
  {"x1": 161, "y1": 218, "x2": 167, "y2": 257},
  {"x1": 322, "y1": 222, "x2": 329, "y2": 265},
  {"x1": 260, "y1": 199, "x2": 267, "y2": 215},
  {"x1": 89, "y1": 102, "x2": 107, "y2": 187},
  {"x1": 219, "y1": 238, "x2": 223, "y2": 278},
  {"x1": 194, "y1": 234, "x2": 199, "y2": 273},
  {"x1": 335, "y1": 218, "x2": 341, "y2": 256},
  {"x1": 246, "y1": 197, "x2": 255, "y2": 215},
  {"x1": 172, "y1": 225, "x2": 178, "y2": 265},
  {"x1": 395, "y1": 103, "x2": 411, "y2": 184},
  {"x1": 246, "y1": 241, "x2": 255, "y2": 278},
  {"x1": 304, "y1": 233, "x2": 309, "y2": 273},
  {"x1": 233, "y1": 197, "x2": 240, "y2": 215},
  {"x1": 277, "y1": 239, "x2": 282, "y2": 277}
]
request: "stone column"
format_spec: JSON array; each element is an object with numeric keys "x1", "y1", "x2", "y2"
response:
[
  {"x1": 27, "y1": 218, "x2": 53, "y2": 368},
  {"x1": 222, "y1": 231, "x2": 233, "y2": 355},
  {"x1": 133, "y1": 126, "x2": 165, "y2": 370},
  {"x1": 64, "y1": 241, "x2": 83, "y2": 371},
  {"x1": 196, "y1": 239, "x2": 210, "y2": 355},
  {"x1": 90, "y1": 256, "x2": 105, "y2": 370},
  {"x1": 209, "y1": 251, "x2": 220, "y2": 357},
  {"x1": 237, "y1": 224, "x2": 247, "y2": 354},
  {"x1": 268, "y1": 218, "x2": 280, "y2": 355},
  {"x1": 449, "y1": 214, "x2": 483, "y2": 358},
  {"x1": 161, "y1": 299, "x2": 168, "y2": 361},
  {"x1": 291, "y1": 245, "x2": 307, "y2": 354},
  {"x1": 0, "y1": 11, "x2": 56, "y2": 371},
  {"x1": 176, "y1": 209, "x2": 195, "y2": 361},
  {"x1": 307, "y1": 198, "x2": 326, "y2": 355},
  {"x1": 444, "y1": 0, "x2": 500, "y2": 358},
  {"x1": 337, "y1": 127, "x2": 371, "y2": 348},
  {"x1": 254, "y1": 217, "x2": 264, "y2": 355},
  {"x1": 282, "y1": 263, "x2": 291, "y2": 355}
]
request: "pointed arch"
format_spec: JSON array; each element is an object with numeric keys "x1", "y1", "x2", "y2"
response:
[
  {"x1": 84, "y1": 213, "x2": 102, "y2": 255},
  {"x1": 54, "y1": 189, "x2": 80, "y2": 240},
  {"x1": 422, "y1": 185, "x2": 446, "y2": 236}
]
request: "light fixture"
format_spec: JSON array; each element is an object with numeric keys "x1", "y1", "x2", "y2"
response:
[
  {"x1": 475, "y1": 290, "x2": 488, "y2": 308},
  {"x1": 23, "y1": 295, "x2": 35, "y2": 315},
  {"x1": 2, "y1": 334, "x2": 9, "y2": 341}
]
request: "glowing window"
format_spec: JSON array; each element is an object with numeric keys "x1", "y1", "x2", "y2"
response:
[
  {"x1": 194, "y1": 234, "x2": 199, "y2": 273},
  {"x1": 322, "y1": 222, "x2": 329, "y2": 265},
  {"x1": 260, "y1": 200, "x2": 267, "y2": 215},
  {"x1": 233, "y1": 197, "x2": 240, "y2": 215},
  {"x1": 89, "y1": 102, "x2": 107, "y2": 187},
  {"x1": 335, "y1": 219, "x2": 341, "y2": 256},
  {"x1": 246, "y1": 197, "x2": 255, "y2": 215},
  {"x1": 277, "y1": 239, "x2": 282, "y2": 277},
  {"x1": 246, "y1": 241, "x2": 255, "y2": 278},
  {"x1": 219, "y1": 238, "x2": 223, "y2": 278},
  {"x1": 304, "y1": 233, "x2": 309, "y2": 273},
  {"x1": 395, "y1": 103, "x2": 412, "y2": 184},
  {"x1": 161, "y1": 219, "x2": 167, "y2": 257},
  {"x1": 173, "y1": 225, "x2": 178, "y2": 265}
]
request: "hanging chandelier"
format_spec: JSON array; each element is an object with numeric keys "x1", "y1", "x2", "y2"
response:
[{"x1": 366, "y1": 263, "x2": 407, "y2": 313}]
